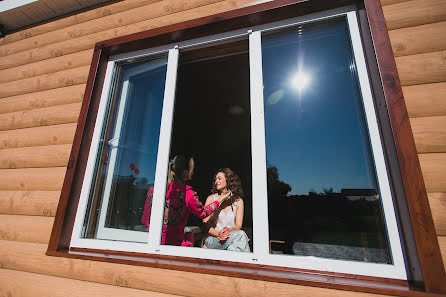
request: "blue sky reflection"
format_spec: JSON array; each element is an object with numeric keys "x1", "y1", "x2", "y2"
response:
[{"x1": 262, "y1": 19, "x2": 378, "y2": 195}]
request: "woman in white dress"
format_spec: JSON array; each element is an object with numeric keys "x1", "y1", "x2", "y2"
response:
[{"x1": 202, "y1": 168, "x2": 250, "y2": 252}]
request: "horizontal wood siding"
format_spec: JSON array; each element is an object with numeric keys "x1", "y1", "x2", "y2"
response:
[
  {"x1": 403, "y1": 82, "x2": 446, "y2": 117},
  {"x1": 0, "y1": 0, "x2": 444, "y2": 295},
  {"x1": 0, "y1": 240, "x2": 386, "y2": 297},
  {"x1": 0, "y1": 124, "x2": 77, "y2": 149},
  {"x1": 0, "y1": 269, "x2": 176, "y2": 297},
  {"x1": 0, "y1": 191, "x2": 60, "y2": 216},
  {"x1": 0, "y1": 215, "x2": 53, "y2": 244}
]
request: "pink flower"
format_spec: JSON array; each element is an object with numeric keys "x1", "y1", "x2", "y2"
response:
[
  {"x1": 134, "y1": 168, "x2": 140, "y2": 174},
  {"x1": 181, "y1": 240, "x2": 193, "y2": 247},
  {"x1": 130, "y1": 163, "x2": 136, "y2": 171}
]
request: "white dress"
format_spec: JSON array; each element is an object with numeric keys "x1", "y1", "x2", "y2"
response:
[
  {"x1": 204, "y1": 196, "x2": 250, "y2": 252},
  {"x1": 215, "y1": 200, "x2": 237, "y2": 231}
]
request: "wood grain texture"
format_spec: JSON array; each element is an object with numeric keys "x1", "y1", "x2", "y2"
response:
[
  {"x1": 0, "y1": 191, "x2": 60, "y2": 216},
  {"x1": 410, "y1": 116, "x2": 446, "y2": 153},
  {"x1": 0, "y1": 167, "x2": 66, "y2": 191},
  {"x1": 0, "y1": 102, "x2": 81, "y2": 131},
  {"x1": 0, "y1": 269, "x2": 177, "y2": 297},
  {"x1": 0, "y1": 0, "x2": 254, "y2": 70},
  {"x1": 0, "y1": 0, "x2": 223, "y2": 58},
  {"x1": 396, "y1": 50, "x2": 446, "y2": 86},
  {"x1": 383, "y1": 0, "x2": 446, "y2": 30},
  {"x1": 0, "y1": 84, "x2": 85, "y2": 115},
  {"x1": 0, "y1": 123, "x2": 77, "y2": 149},
  {"x1": 0, "y1": 0, "x2": 163, "y2": 46},
  {"x1": 403, "y1": 82, "x2": 446, "y2": 118},
  {"x1": 419, "y1": 153, "x2": 446, "y2": 192},
  {"x1": 0, "y1": 49, "x2": 93, "y2": 84},
  {"x1": 380, "y1": 0, "x2": 410, "y2": 6},
  {"x1": 428, "y1": 193, "x2": 446, "y2": 236},
  {"x1": 0, "y1": 240, "x2": 390, "y2": 297},
  {"x1": 0, "y1": 214, "x2": 53, "y2": 244},
  {"x1": 439, "y1": 236, "x2": 446, "y2": 267},
  {"x1": 0, "y1": 66, "x2": 89, "y2": 99},
  {"x1": 389, "y1": 21, "x2": 446, "y2": 57},
  {"x1": 0, "y1": 144, "x2": 71, "y2": 169},
  {"x1": 0, "y1": 268, "x2": 177, "y2": 297}
]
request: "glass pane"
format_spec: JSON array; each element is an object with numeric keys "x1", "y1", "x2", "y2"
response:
[
  {"x1": 262, "y1": 19, "x2": 391, "y2": 263},
  {"x1": 82, "y1": 57, "x2": 167, "y2": 242},
  {"x1": 156, "y1": 40, "x2": 253, "y2": 250}
]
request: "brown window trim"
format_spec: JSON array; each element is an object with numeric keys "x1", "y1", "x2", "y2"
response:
[{"x1": 46, "y1": 0, "x2": 446, "y2": 295}]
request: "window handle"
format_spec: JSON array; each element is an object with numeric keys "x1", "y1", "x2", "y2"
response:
[{"x1": 108, "y1": 137, "x2": 119, "y2": 148}]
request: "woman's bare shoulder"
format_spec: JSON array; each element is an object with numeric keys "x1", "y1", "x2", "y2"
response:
[
  {"x1": 235, "y1": 197, "x2": 244, "y2": 205},
  {"x1": 205, "y1": 194, "x2": 216, "y2": 205}
]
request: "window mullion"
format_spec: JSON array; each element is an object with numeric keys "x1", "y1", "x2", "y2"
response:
[
  {"x1": 146, "y1": 47, "x2": 180, "y2": 252},
  {"x1": 249, "y1": 31, "x2": 270, "y2": 259}
]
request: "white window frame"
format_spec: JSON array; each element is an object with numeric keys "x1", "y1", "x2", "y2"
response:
[
  {"x1": 95, "y1": 57, "x2": 169, "y2": 242},
  {"x1": 70, "y1": 7, "x2": 407, "y2": 280}
]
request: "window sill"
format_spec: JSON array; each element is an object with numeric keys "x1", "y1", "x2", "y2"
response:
[{"x1": 46, "y1": 248, "x2": 437, "y2": 297}]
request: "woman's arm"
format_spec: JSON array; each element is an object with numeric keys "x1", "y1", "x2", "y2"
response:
[
  {"x1": 203, "y1": 195, "x2": 215, "y2": 224},
  {"x1": 186, "y1": 190, "x2": 230, "y2": 219},
  {"x1": 227, "y1": 198, "x2": 244, "y2": 232},
  {"x1": 186, "y1": 191, "x2": 219, "y2": 219}
]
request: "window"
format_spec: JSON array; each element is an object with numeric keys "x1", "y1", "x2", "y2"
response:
[
  {"x1": 67, "y1": 7, "x2": 408, "y2": 280},
  {"x1": 48, "y1": 0, "x2": 446, "y2": 292}
]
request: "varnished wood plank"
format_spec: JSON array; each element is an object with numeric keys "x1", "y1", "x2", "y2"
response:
[
  {"x1": 0, "y1": 167, "x2": 65, "y2": 191},
  {"x1": 0, "y1": 0, "x2": 163, "y2": 46},
  {"x1": 0, "y1": 102, "x2": 81, "y2": 131},
  {"x1": 0, "y1": 66, "x2": 89, "y2": 99},
  {"x1": 0, "y1": 191, "x2": 60, "y2": 216},
  {"x1": 429, "y1": 193, "x2": 446, "y2": 236},
  {"x1": 419, "y1": 153, "x2": 446, "y2": 192},
  {"x1": 0, "y1": 214, "x2": 53, "y2": 244},
  {"x1": 0, "y1": 123, "x2": 77, "y2": 149},
  {"x1": 389, "y1": 21, "x2": 446, "y2": 57},
  {"x1": 0, "y1": 144, "x2": 71, "y2": 169},
  {"x1": 0, "y1": 240, "x2": 391, "y2": 297},
  {"x1": 403, "y1": 82, "x2": 446, "y2": 118},
  {"x1": 0, "y1": 269, "x2": 177, "y2": 297},
  {"x1": 383, "y1": 0, "x2": 446, "y2": 30},
  {"x1": 0, "y1": 0, "x2": 223, "y2": 58},
  {"x1": 0, "y1": 49, "x2": 93, "y2": 84},
  {"x1": 410, "y1": 116, "x2": 446, "y2": 153},
  {"x1": 439, "y1": 236, "x2": 446, "y2": 268},
  {"x1": 380, "y1": 0, "x2": 409, "y2": 5},
  {"x1": 0, "y1": 0, "x2": 255, "y2": 70},
  {"x1": 0, "y1": 84, "x2": 85, "y2": 115},
  {"x1": 396, "y1": 50, "x2": 446, "y2": 86}
]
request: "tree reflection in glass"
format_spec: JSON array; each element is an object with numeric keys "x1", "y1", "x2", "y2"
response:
[{"x1": 262, "y1": 19, "x2": 391, "y2": 263}]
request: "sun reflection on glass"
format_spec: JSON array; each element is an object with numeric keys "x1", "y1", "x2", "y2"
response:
[{"x1": 291, "y1": 72, "x2": 310, "y2": 91}]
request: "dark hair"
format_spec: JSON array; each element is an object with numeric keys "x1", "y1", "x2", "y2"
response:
[
  {"x1": 211, "y1": 168, "x2": 243, "y2": 199},
  {"x1": 168, "y1": 154, "x2": 193, "y2": 183}
]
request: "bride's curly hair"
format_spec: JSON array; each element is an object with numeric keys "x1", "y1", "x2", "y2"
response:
[{"x1": 211, "y1": 168, "x2": 243, "y2": 199}]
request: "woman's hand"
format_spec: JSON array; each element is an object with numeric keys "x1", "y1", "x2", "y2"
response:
[
  {"x1": 218, "y1": 227, "x2": 230, "y2": 241},
  {"x1": 216, "y1": 190, "x2": 232, "y2": 204}
]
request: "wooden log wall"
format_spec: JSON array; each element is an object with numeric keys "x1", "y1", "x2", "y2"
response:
[{"x1": 0, "y1": 0, "x2": 444, "y2": 296}]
